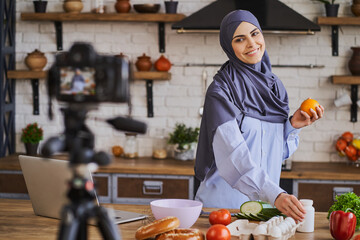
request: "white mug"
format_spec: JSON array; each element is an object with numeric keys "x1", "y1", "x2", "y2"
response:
[{"x1": 334, "y1": 93, "x2": 352, "y2": 107}]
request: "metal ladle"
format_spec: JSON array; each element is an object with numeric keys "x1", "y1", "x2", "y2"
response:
[{"x1": 199, "y1": 69, "x2": 208, "y2": 117}]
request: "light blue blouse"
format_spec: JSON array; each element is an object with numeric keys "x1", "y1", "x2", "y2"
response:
[{"x1": 195, "y1": 116, "x2": 300, "y2": 208}]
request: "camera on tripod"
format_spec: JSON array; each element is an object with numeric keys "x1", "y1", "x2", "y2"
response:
[{"x1": 48, "y1": 42, "x2": 129, "y2": 103}]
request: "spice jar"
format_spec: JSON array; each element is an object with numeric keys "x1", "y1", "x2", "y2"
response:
[
  {"x1": 152, "y1": 129, "x2": 167, "y2": 159},
  {"x1": 124, "y1": 133, "x2": 138, "y2": 159}
]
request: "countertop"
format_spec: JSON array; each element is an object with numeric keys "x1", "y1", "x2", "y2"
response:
[
  {"x1": 0, "y1": 199, "x2": 350, "y2": 240},
  {"x1": 1, "y1": 154, "x2": 360, "y2": 180}
]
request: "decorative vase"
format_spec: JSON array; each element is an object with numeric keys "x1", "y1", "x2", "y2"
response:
[
  {"x1": 325, "y1": 3, "x2": 339, "y2": 17},
  {"x1": 33, "y1": 1, "x2": 48, "y2": 13},
  {"x1": 348, "y1": 47, "x2": 360, "y2": 76},
  {"x1": 25, "y1": 49, "x2": 47, "y2": 71},
  {"x1": 115, "y1": 0, "x2": 131, "y2": 13},
  {"x1": 164, "y1": 1, "x2": 178, "y2": 14},
  {"x1": 135, "y1": 54, "x2": 152, "y2": 71},
  {"x1": 25, "y1": 143, "x2": 39, "y2": 156},
  {"x1": 351, "y1": 0, "x2": 360, "y2": 16},
  {"x1": 63, "y1": 0, "x2": 84, "y2": 13},
  {"x1": 154, "y1": 55, "x2": 171, "y2": 72}
]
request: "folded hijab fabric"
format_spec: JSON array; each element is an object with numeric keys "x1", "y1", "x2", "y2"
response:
[{"x1": 195, "y1": 10, "x2": 290, "y2": 181}]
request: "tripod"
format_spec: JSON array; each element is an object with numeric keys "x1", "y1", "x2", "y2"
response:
[{"x1": 42, "y1": 104, "x2": 121, "y2": 240}]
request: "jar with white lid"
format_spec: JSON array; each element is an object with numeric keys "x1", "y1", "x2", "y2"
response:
[
  {"x1": 297, "y1": 199, "x2": 315, "y2": 232},
  {"x1": 124, "y1": 133, "x2": 138, "y2": 159}
]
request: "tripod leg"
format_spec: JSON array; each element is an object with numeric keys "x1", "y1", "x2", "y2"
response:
[
  {"x1": 58, "y1": 207, "x2": 81, "y2": 240},
  {"x1": 96, "y1": 206, "x2": 121, "y2": 240}
]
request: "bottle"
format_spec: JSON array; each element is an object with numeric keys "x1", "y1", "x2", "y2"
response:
[
  {"x1": 297, "y1": 199, "x2": 315, "y2": 232},
  {"x1": 124, "y1": 133, "x2": 138, "y2": 159}
]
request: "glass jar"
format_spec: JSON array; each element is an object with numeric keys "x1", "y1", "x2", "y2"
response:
[
  {"x1": 152, "y1": 129, "x2": 167, "y2": 159},
  {"x1": 124, "y1": 133, "x2": 138, "y2": 159}
]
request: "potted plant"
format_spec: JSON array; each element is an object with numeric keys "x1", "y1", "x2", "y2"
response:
[
  {"x1": 312, "y1": 0, "x2": 339, "y2": 17},
  {"x1": 33, "y1": 0, "x2": 48, "y2": 13},
  {"x1": 168, "y1": 123, "x2": 199, "y2": 161},
  {"x1": 21, "y1": 122, "x2": 43, "y2": 156},
  {"x1": 164, "y1": 0, "x2": 178, "y2": 14}
]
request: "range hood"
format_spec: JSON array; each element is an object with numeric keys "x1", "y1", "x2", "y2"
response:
[{"x1": 172, "y1": 0, "x2": 321, "y2": 35}]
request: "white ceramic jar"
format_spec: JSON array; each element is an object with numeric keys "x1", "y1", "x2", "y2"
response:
[{"x1": 297, "y1": 199, "x2": 315, "y2": 232}]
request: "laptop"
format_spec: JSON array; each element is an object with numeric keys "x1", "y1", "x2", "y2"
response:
[{"x1": 19, "y1": 155, "x2": 147, "y2": 224}]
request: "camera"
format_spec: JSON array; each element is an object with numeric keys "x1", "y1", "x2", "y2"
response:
[{"x1": 48, "y1": 42, "x2": 129, "y2": 103}]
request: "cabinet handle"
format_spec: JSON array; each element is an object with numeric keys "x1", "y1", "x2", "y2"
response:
[
  {"x1": 333, "y1": 187, "x2": 353, "y2": 201},
  {"x1": 143, "y1": 180, "x2": 163, "y2": 195}
]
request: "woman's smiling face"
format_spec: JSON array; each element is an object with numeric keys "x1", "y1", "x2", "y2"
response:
[{"x1": 231, "y1": 21, "x2": 265, "y2": 64}]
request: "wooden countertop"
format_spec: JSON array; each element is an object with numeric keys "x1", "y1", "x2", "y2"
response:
[
  {"x1": 281, "y1": 161, "x2": 360, "y2": 180},
  {"x1": 0, "y1": 199, "x2": 351, "y2": 240},
  {"x1": 0, "y1": 154, "x2": 195, "y2": 176},
  {"x1": 1, "y1": 154, "x2": 360, "y2": 180}
]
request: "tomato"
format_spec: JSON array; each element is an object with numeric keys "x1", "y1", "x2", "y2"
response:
[
  {"x1": 206, "y1": 224, "x2": 231, "y2": 240},
  {"x1": 354, "y1": 234, "x2": 360, "y2": 240},
  {"x1": 342, "y1": 131, "x2": 354, "y2": 143},
  {"x1": 345, "y1": 145, "x2": 358, "y2": 162},
  {"x1": 209, "y1": 209, "x2": 232, "y2": 225},
  {"x1": 336, "y1": 138, "x2": 347, "y2": 152}
]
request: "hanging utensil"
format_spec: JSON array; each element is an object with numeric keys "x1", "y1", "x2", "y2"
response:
[{"x1": 199, "y1": 69, "x2": 208, "y2": 117}]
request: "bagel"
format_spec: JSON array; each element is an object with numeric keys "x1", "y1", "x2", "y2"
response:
[
  {"x1": 135, "y1": 216, "x2": 180, "y2": 240},
  {"x1": 156, "y1": 229, "x2": 204, "y2": 240}
]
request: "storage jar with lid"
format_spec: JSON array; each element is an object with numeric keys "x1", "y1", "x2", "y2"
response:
[
  {"x1": 135, "y1": 54, "x2": 152, "y2": 71},
  {"x1": 25, "y1": 49, "x2": 47, "y2": 71},
  {"x1": 152, "y1": 129, "x2": 167, "y2": 159},
  {"x1": 124, "y1": 133, "x2": 138, "y2": 159}
]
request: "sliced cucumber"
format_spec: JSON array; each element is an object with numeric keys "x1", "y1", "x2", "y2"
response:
[
  {"x1": 240, "y1": 201, "x2": 264, "y2": 214},
  {"x1": 249, "y1": 213, "x2": 265, "y2": 221},
  {"x1": 234, "y1": 213, "x2": 248, "y2": 219}
]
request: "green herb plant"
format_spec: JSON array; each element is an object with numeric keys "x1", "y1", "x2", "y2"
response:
[
  {"x1": 327, "y1": 192, "x2": 360, "y2": 230},
  {"x1": 168, "y1": 123, "x2": 199, "y2": 151},
  {"x1": 21, "y1": 122, "x2": 43, "y2": 144}
]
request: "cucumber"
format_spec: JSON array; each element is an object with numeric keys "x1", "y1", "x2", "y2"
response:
[
  {"x1": 240, "y1": 201, "x2": 264, "y2": 214},
  {"x1": 235, "y1": 201, "x2": 284, "y2": 221}
]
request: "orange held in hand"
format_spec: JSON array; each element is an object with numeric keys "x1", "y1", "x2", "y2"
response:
[{"x1": 300, "y1": 99, "x2": 320, "y2": 117}]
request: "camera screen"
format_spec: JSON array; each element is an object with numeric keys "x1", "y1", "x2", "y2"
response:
[{"x1": 60, "y1": 67, "x2": 96, "y2": 96}]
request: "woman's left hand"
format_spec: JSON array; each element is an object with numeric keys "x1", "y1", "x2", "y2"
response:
[{"x1": 290, "y1": 104, "x2": 324, "y2": 129}]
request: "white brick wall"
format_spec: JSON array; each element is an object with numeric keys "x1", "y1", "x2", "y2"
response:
[{"x1": 14, "y1": 0, "x2": 360, "y2": 163}]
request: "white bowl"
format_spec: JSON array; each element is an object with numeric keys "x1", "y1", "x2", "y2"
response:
[{"x1": 150, "y1": 199, "x2": 203, "y2": 228}]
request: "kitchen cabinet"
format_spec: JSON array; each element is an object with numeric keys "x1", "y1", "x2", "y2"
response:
[
  {"x1": 317, "y1": 17, "x2": 360, "y2": 56},
  {"x1": 0, "y1": 155, "x2": 195, "y2": 204},
  {"x1": 294, "y1": 179, "x2": 360, "y2": 212},
  {"x1": 113, "y1": 173, "x2": 193, "y2": 204}
]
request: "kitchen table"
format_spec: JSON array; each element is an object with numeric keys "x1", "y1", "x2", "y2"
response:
[{"x1": 0, "y1": 199, "x2": 356, "y2": 239}]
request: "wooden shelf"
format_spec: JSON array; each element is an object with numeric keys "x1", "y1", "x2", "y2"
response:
[
  {"x1": 317, "y1": 17, "x2": 360, "y2": 26},
  {"x1": 7, "y1": 70, "x2": 171, "y2": 81},
  {"x1": 133, "y1": 71, "x2": 170, "y2": 80},
  {"x1": 7, "y1": 70, "x2": 171, "y2": 118},
  {"x1": 21, "y1": 12, "x2": 185, "y2": 22},
  {"x1": 332, "y1": 75, "x2": 360, "y2": 122},
  {"x1": 7, "y1": 70, "x2": 47, "y2": 79},
  {"x1": 317, "y1": 17, "x2": 360, "y2": 56},
  {"x1": 333, "y1": 75, "x2": 360, "y2": 85},
  {"x1": 20, "y1": 12, "x2": 185, "y2": 52}
]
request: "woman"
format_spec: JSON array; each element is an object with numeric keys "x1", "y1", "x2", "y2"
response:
[{"x1": 194, "y1": 10, "x2": 324, "y2": 222}]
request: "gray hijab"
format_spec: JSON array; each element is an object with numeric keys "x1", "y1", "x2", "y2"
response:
[{"x1": 195, "y1": 10, "x2": 289, "y2": 181}]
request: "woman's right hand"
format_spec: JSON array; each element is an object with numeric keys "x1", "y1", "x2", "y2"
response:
[{"x1": 274, "y1": 193, "x2": 306, "y2": 222}]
